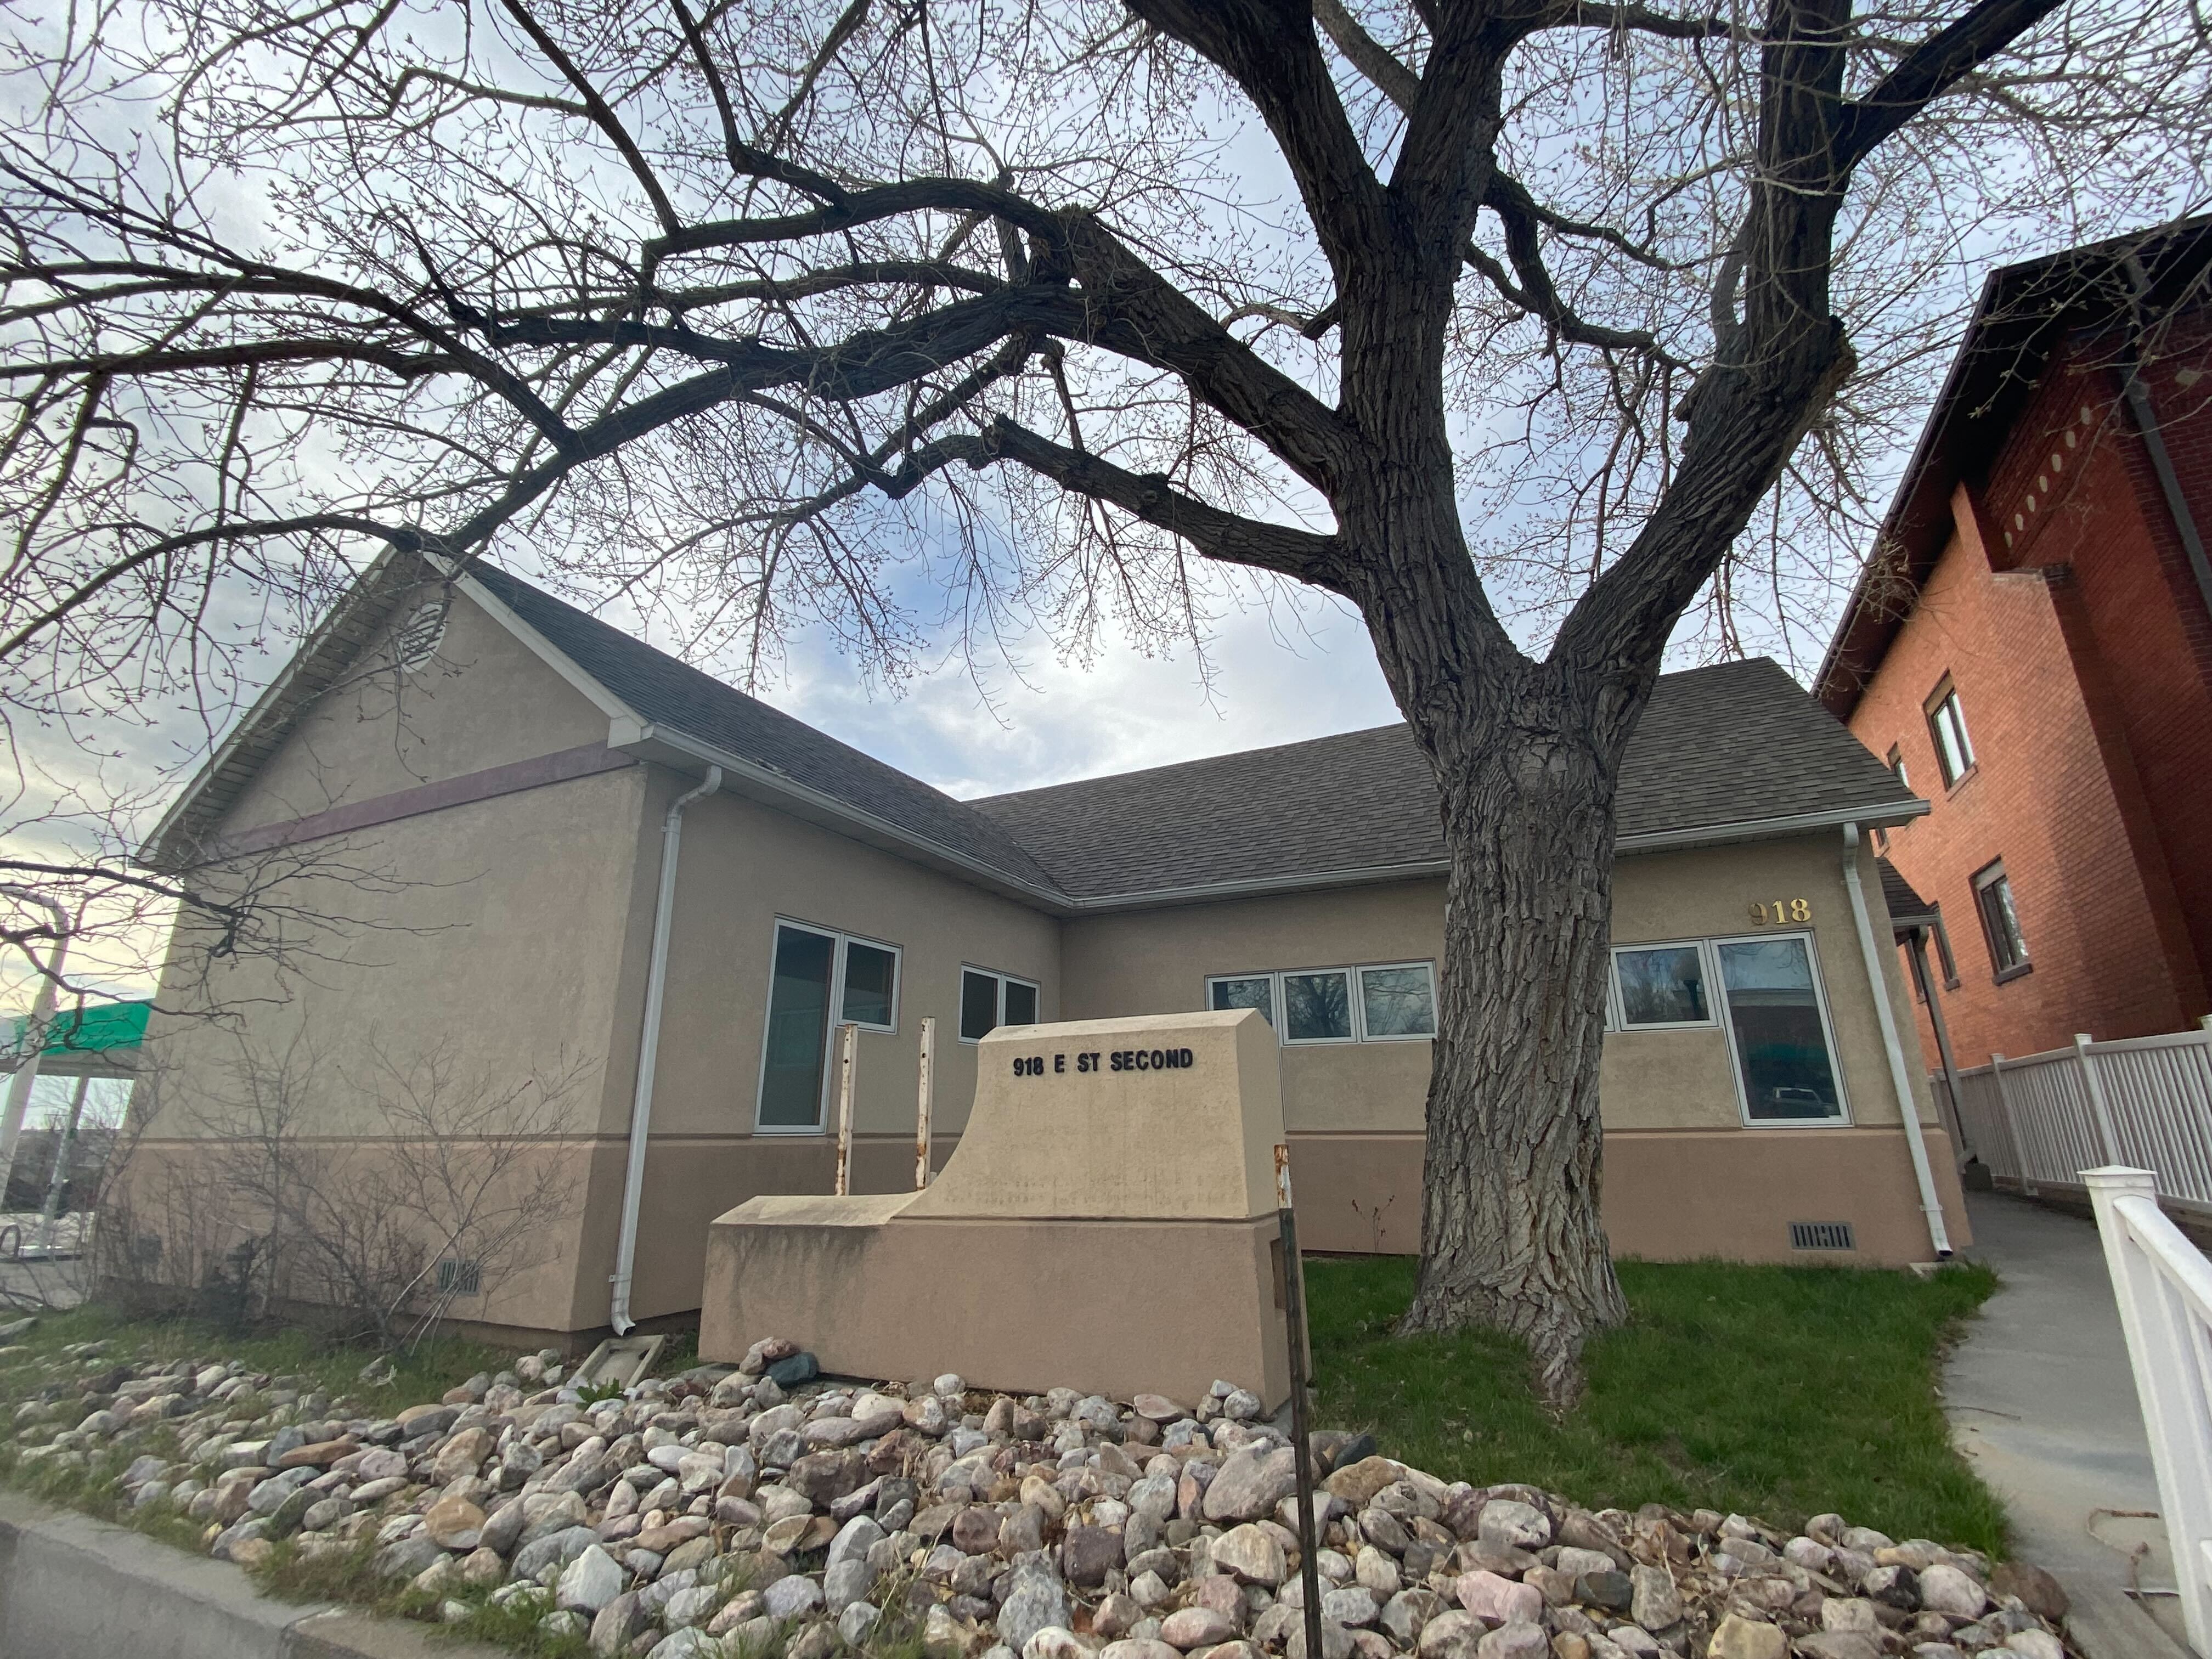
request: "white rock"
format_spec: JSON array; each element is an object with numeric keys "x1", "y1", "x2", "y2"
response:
[
  {"x1": 555, "y1": 1545, "x2": 624, "y2": 1615},
  {"x1": 840, "y1": 1603, "x2": 882, "y2": 1645},
  {"x1": 762, "y1": 1573, "x2": 825, "y2": 1621}
]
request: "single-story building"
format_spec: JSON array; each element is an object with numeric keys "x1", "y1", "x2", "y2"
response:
[{"x1": 126, "y1": 552, "x2": 1968, "y2": 1344}]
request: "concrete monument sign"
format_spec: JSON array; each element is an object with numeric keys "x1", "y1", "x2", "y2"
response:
[{"x1": 699, "y1": 1008, "x2": 1296, "y2": 1406}]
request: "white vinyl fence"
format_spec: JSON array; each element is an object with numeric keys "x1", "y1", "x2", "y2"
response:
[
  {"x1": 1943, "y1": 1026, "x2": 2212, "y2": 1213},
  {"x1": 2087, "y1": 1167, "x2": 2212, "y2": 1656}
]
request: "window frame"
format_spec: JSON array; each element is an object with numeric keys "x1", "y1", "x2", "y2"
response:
[
  {"x1": 1353, "y1": 961, "x2": 1441, "y2": 1043},
  {"x1": 1924, "y1": 677, "x2": 1977, "y2": 788},
  {"x1": 753, "y1": 918, "x2": 903, "y2": 1135},
  {"x1": 1971, "y1": 859, "x2": 2032, "y2": 983},
  {"x1": 956, "y1": 965, "x2": 1042, "y2": 1044},
  {"x1": 1205, "y1": 972, "x2": 1280, "y2": 1030},
  {"x1": 1277, "y1": 966, "x2": 1358, "y2": 1045},
  {"x1": 1607, "y1": 939, "x2": 1720, "y2": 1032},
  {"x1": 1708, "y1": 928, "x2": 1853, "y2": 1130},
  {"x1": 1886, "y1": 744, "x2": 1910, "y2": 794},
  {"x1": 1205, "y1": 962, "x2": 1439, "y2": 1045}
]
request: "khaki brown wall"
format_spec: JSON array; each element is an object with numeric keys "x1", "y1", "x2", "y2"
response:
[
  {"x1": 611, "y1": 774, "x2": 1065, "y2": 1323},
  {"x1": 1056, "y1": 833, "x2": 1967, "y2": 1265},
  {"x1": 224, "y1": 584, "x2": 613, "y2": 833},
  {"x1": 131, "y1": 589, "x2": 654, "y2": 1334}
]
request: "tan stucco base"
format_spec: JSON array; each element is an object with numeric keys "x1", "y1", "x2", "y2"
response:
[
  {"x1": 1287, "y1": 1125, "x2": 1972, "y2": 1264},
  {"x1": 701, "y1": 1205, "x2": 1292, "y2": 1407}
]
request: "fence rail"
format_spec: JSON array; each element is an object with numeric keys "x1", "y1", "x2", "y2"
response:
[
  {"x1": 2087, "y1": 1167, "x2": 2212, "y2": 1656},
  {"x1": 1941, "y1": 1025, "x2": 2212, "y2": 1211}
]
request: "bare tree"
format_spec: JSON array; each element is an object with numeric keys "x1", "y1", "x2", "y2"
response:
[
  {"x1": 4, "y1": 0, "x2": 2205, "y2": 1395},
  {"x1": 108, "y1": 1029, "x2": 586, "y2": 1347}
]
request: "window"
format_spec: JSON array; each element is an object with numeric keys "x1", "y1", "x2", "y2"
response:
[
  {"x1": 1713, "y1": 933, "x2": 1847, "y2": 1124},
  {"x1": 1357, "y1": 963, "x2": 1438, "y2": 1040},
  {"x1": 959, "y1": 967, "x2": 1039, "y2": 1042},
  {"x1": 1973, "y1": 860, "x2": 2030, "y2": 980},
  {"x1": 1925, "y1": 679, "x2": 1976, "y2": 786},
  {"x1": 1282, "y1": 969, "x2": 1354, "y2": 1043},
  {"x1": 1206, "y1": 963, "x2": 1437, "y2": 1043},
  {"x1": 1886, "y1": 745, "x2": 1909, "y2": 792},
  {"x1": 1208, "y1": 974, "x2": 1276, "y2": 1026},
  {"x1": 756, "y1": 921, "x2": 902, "y2": 1130},
  {"x1": 1611, "y1": 943, "x2": 1713, "y2": 1029}
]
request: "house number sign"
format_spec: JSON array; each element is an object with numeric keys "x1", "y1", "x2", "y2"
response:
[
  {"x1": 1012, "y1": 1047, "x2": 1198, "y2": 1077},
  {"x1": 1748, "y1": 898, "x2": 1812, "y2": 924}
]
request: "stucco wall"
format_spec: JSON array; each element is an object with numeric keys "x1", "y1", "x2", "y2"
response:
[
  {"x1": 223, "y1": 583, "x2": 614, "y2": 833},
  {"x1": 607, "y1": 772, "x2": 1066, "y2": 1322}
]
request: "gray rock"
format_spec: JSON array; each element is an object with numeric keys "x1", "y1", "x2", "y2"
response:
[
  {"x1": 830, "y1": 1514, "x2": 886, "y2": 1570},
  {"x1": 763, "y1": 1573, "x2": 827, "y2": 1621},
  {"x1": 1288, "y1": 1617, "x2": 1356, "y2": 1659},
  {"x1": 1475, "y1": 1501, "x2": 1548, "y2": 1551},
  {"x1": 999, "y1": 1568, "x2": 1073, "y2": 1653},
  {"x1": 1323, "y1": 1588, "x2": 1380, "y2": 1627},
  {"x1": 513, "y1": 1524, "x2": 600, "y2": 1580},
  {"x1": 1380, "y1": 1590, "x2": 1444, "y2": 1645},
  {"x1": 480, "y1": 1498, "x2": 528, "y2": 1556},
  {"x1": 589, "y1": 1590, "x2": 651, "y2": 1656},
  {"x1": 825, "y1": 1557, "x2": 877, "y2": 1612},
  {"x1": 1629, "y1": 1565, "x2": 1680, "y2": 1629},
  {"x1": 1062, "y1": 1524, "x2": 1124, "y2": 1585},
  {"x1": 839, "y1": 1602, "x2": 882, "y2": 1646},
  {"x1": 557, "y1": 1545, "x2": 626, "y2": 1615},
  {"x1": 647, "y1": 1630, "x2": 722, "y2": 1659},
  {"x1": 376, "y1": 1534, "x2": 449, "y2": 1580},
  {"x1": 1203, "y1": 1447, "x2": 1299, "y2": 1523}
]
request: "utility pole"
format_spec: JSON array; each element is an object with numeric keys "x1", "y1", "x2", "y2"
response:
[{"x1": 0, "y1": 887, "x2": 71, "y2": 1208}]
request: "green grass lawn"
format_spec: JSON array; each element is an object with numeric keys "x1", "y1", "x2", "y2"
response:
[{"x1": 1306, "y1": 1255, "x2": 2006, "y2": 1554}]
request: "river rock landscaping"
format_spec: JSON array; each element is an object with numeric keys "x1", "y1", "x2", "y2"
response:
[{"x1": 0, "y1": 1329, "x2": 2077, "y2": 1659}]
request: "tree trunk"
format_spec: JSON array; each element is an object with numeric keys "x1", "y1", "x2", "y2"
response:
[{"x1": 1393, "y1": 667, "x2": 1635, "y2": 1410}]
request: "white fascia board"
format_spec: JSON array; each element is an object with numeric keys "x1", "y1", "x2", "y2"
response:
[
  {"x1": 449, "y1": 568, "x2": 642, "y2": 727},
  {"x1": 1066, "y1": 861, "x2": 1448, "y2": 913},
  {"x1": 1614, "y1": 798, "x2": 1931, "y2": 856}
]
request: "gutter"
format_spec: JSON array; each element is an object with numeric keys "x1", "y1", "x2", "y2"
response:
[
  {"x1": 2120, "y1": 253, "x2": 2212, "y2": 626},
  {"x1": 1838, "y1": 824, "x2": 1953, "y2": 1257},
  {"x1": 608, "y1": 764, "x2": 723, "y2": 1335}
]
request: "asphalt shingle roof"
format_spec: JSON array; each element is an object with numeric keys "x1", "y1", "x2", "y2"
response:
[
  {"x1": 469, "y1": 564, "x2": 1066, "y2": 896},
  {"x1": 969, "y1": 658, "x2": 1918, "y2": 901},
  {"x1": 475, "y1": 566, "x2": 1915, "y2": 908}
]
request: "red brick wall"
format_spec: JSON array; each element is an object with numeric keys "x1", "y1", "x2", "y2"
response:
[
  {"x1": 1847, "y1": 320, "x2": 2212, "y2": 1066},
  {"x1": 1849, "y1": 501, "x2": 2192, "y2": 1068}
]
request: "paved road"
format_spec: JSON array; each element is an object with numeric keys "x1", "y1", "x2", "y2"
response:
[{"x1": 1945, "y1": 1190, "x2": 2192, "y2": 1651}]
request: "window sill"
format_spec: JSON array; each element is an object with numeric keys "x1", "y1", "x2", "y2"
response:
[
  {"x1": 1943, "y1": 765, "x2": 1980, "y2": 799},
  {"x1": 1991, "y1": 961, "x2": 2033, "y2": 986}
]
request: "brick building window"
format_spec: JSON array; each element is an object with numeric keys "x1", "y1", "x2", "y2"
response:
[
  {"x1": 1925, "y1": 678, "x2": 1976, "y2": 786},
  {"x1": 1972, "y1": 860, "x2": 2031, "y2": 981}
]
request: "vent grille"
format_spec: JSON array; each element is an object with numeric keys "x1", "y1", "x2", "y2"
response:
[
  {"x1": 1790, "y1": 1221, "x2": 1857, "y2": 1251},
  {"x1": 437, "y1": 1257, "x2": 482, "y2": 1296},
  {"x1": 392, "y1": 601, "x2": 449, "y2": 672}
]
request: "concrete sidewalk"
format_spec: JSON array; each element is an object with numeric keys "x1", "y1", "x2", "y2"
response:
[{"x1": 1945, "y1": 1190, "x2": 2195, "y2": 1654}]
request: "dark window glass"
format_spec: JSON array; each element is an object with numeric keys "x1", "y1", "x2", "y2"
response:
[
  {"x1": 1282, "y1": 970, "x2": 1352, "y2": 1042},
  {"x1": 1717, "y1": 938, "x2": 1843, "y2": 1121},
  {"x1": 960, "y1": 969, "x2": 999, "y2": 1041},
  {"x1": 1210, "y1": 975, "x2": 1276, "y2": 1026},
  {"x1": 1927, "y1": 685, "x2": 1975, "y2": 786},
  {"x1": 759, "y1": 926, "x2": 834, "y2": 1127},
  {"x1": 1002, "y1": 979, "x2": 1038, "y2": 1026},
  {"x1": 1615, "y1": 945, "x2": 1709, "y2": 1026},
  {"x1": 840, "y1": 941, "x2": 898, "y2": 1028},
  {"x1": 1358, "y1": 966, "x2": 1436, "y2": 1037},
  {"x1": 1974, "y1": 864, "x2": 2029, "y2": 975}
]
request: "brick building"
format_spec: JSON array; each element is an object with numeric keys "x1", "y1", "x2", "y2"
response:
[{"x1": 1816, "y1": 217, "x2": 2212, "y2": 1077}]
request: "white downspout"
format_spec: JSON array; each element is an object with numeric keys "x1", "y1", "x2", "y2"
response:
[
  {"x1": 1839, "y1": 824, "x2": 1953, "y2": 1258},
  {"x1": 609, "y1": 765, "x2": 722, "y2": 1334}
]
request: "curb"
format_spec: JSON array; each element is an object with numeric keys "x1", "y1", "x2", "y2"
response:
[{"x1": 0, "y1": 1489, "x2": 509, "y2": 1659}]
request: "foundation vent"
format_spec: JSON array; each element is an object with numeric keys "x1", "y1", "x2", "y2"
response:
[
  {"x1": 1789, "y1": 1221, "x2": 1857, "y2": 1252},
  {"x1": 437, "y1": 1257, "x2": 483, "y2": 1296}
]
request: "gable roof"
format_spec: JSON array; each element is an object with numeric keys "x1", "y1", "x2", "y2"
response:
[
  {"x1": 969, "y1": 658, "x2": 1919, "y2": 903},
  {"x1": 152, "y1": 557, "x2": 1922, "y2": 911},
  {"x1": 1814, "y1": 214, "x2": 2212, "y2": 721}
]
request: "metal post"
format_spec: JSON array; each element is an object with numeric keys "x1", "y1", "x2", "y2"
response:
[
  {"x1": 2074, "y1": 1032, "x2": 2124, "y2": 1168},
  {"x1": 915, "y1": 1017, "x2": 935, "y2": 1190},
  {"x1": 1274, "y1": 1143, "x2": 1323, "y2": 1659},
  {"x1": 1910, "y1": 930, "x2": 1972, "y2": 1166},
  {"x1": 833, "y1": 1023, "x2": 857, "y2": 1197},
  {"x1": 0, "y1": 888, "x2": 70, "y2": 1204},
  {"x1": 37, "y1": 1073, "x2": 89, "y2": 1253}
]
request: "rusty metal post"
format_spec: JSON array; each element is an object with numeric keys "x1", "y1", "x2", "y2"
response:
[
  {"x1": 833, "y1": 1022, "x2": 857, "y2": 1197},
  {"x1": 915, "y1": 1017, "x2": 936, "y2": 1189},
  {"x1": 1276, "y1": 1143, "x2": 1323, "y2": 1659}
]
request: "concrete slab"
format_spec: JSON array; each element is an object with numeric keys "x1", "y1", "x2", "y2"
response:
[{"x1": 1945, "y1": 1191, "x2": 2196, "y2": 1654}]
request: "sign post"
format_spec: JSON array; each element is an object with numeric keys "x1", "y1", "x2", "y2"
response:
[{"x1": 1276, "y1": 1143, "x2": 1323, "y2": 1659}]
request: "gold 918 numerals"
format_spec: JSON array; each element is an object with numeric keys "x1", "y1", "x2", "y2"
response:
[{"x1": 1750, "y1": 898, "x2": 1812, "y2": 924}]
